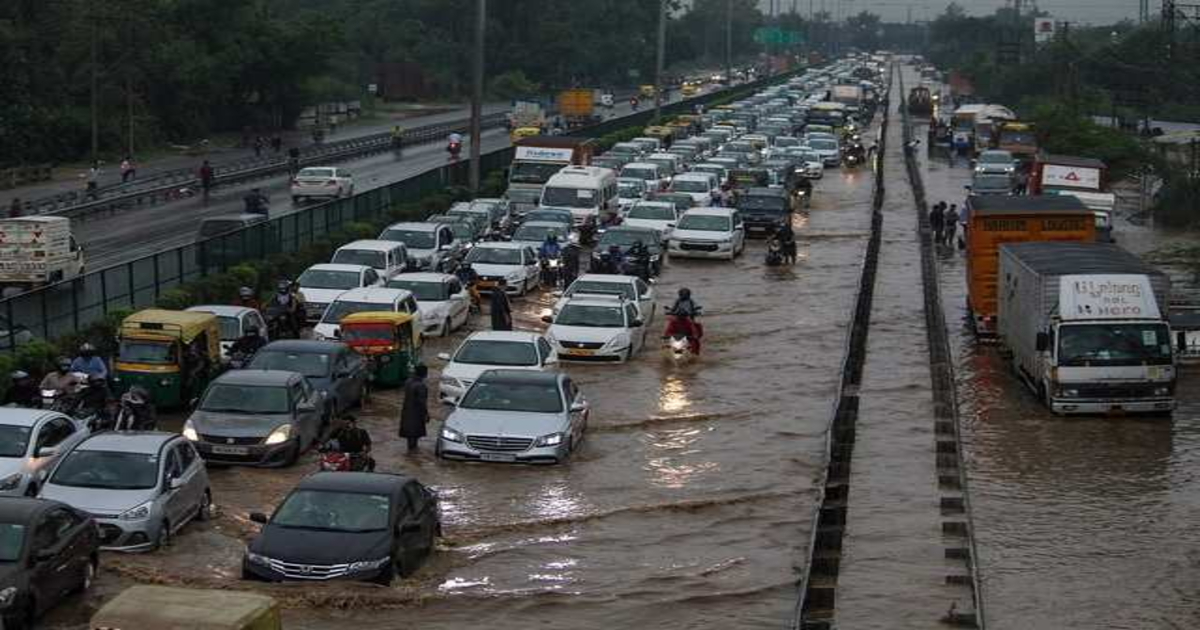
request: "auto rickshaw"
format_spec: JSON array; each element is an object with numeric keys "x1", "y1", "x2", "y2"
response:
[
  {"x1": 639, "y1": 84, "x2": 657, "y2": 99},
  {"x1": 113, "y1": 309, "x2": 221, "y2": 409},
  {"x1": 510, "y1": 126, "x2": 542, "y2": 144},
  {"x1": 339, "y1": 311, "x2": 422, "y2": 388}
]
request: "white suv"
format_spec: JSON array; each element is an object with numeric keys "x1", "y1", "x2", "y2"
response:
[
  {"x1": 543, "y1": 295, "x2": 647, "y2": 363},
  {"x1": 668, "y1": 207, "x2": 745, "y2": 260}
]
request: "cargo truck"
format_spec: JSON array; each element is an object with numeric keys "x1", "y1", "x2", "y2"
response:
[
  {"x1": 505, "y1": 137, "x2": 596, "y2": 217},
  {"x1": 998, "y1": 241, "x2": 1175, "y2": 415},
  {"x1": 1030, "y1": 154, "x2": 1115, "y2": 242},
  {"x1": 0, "y1": 216, "x2": 84, "y2": 295},
  {"x1": 964, "y1": 195, "x2": 1095, "y2": 336},
  {"x1": 556, "y1": 89, "x2": 599, "y2": 128}
]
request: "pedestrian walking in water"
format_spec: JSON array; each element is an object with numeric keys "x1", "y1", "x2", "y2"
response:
[
  {"x1": 929, "y1": 202, "x2": 945, "y2": 244},
  {"x1": 490, "y1": 279, "x2": 513, "y2": 331},
  {"x1": 399, "y1": 365, "x2": 429, "y2": 453},
  {"x1": 944, "y1": 204, "x2": 960, "y2": 246}
]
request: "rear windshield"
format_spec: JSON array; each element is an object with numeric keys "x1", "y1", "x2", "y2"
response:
[{"x1": 332, "y1": 249, "x2": 386, "y2": 269}]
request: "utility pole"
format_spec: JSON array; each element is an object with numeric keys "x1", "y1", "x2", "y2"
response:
[
  {"x1": 725, "y1": 0, "x2": 733, "y2": 85},
  {"x1": 468, "y1": 0, "x2": 485, "y2": 192},
  {"x1": 655, "y1": 0, "x2": 667, "y2": 121},
  {"x1": 90, "y1": 16, "x2": 99, "y2": 163}
]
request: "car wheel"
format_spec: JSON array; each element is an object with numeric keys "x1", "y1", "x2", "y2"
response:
[
  {"x1": 74, "y1": 556, "x2": 97, "y2": 594},
  {"x1": 154, "y1": 520, "x2": 171, "y2": 550},
  {"x1": 197, "y1": 489, "x2": 214, "y2": 522}
]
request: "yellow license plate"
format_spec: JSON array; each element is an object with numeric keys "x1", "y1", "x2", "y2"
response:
[{"x1": 565, "y1": 348, "x2": 595, "y2": 356}]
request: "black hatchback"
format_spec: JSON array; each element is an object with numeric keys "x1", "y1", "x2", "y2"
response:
[
  {"x1": 0, "y1": 498, "x2": 99, "y2": 629},
  {"x1": 242, "y1": 472, "x2": 440, "y2": 584}
]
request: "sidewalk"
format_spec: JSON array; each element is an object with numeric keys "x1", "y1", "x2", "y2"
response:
[{"x1": 0, "y1": 101, "x2": 509, "y2": 207}]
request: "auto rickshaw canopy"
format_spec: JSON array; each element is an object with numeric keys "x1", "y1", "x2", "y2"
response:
[
  {"x1": 339, "y1": 311, "x2": 421, "y2": 350},
  {"x1": 119, "y1": 309, "x2": 221, "y2": 360}
]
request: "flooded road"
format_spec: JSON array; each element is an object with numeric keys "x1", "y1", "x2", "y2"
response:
[
  {"x1": 913, "y1": 95, "x2": 1200, "y2": 630},
  {"x1": 46, "y1": 132, "x2": 881, "y2": 627}
]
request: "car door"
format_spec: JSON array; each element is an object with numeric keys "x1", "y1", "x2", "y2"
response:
[
  {"x1": 336, "y1": 349, "x2": 366, "y2": 408},
  {"x1": 537, "y1": 336, "x2": 558, "y2": 368},
  {"x1": 625, "y1": 303, "x2": 645, "y2": 352},
  {"x1": 160, "y1": 446, "x2": 190, "y2": 528},
  {"x1": 30, "y1": 416, "x2": 77, "y2": 487},
  {"x1": 445, "y1": 279, "x2": 468, "y2": 327},
  {"x1": 634, "y1": 278, "x2": 655, "y2": 324},
  {"x1": 29, "y1": 507, "x2": 85, "y2": 605},
  {"x1": 173, "y1": 441, "x2": 206, "y2": 520},
  {"x1": 294, "y1": 380, "x2": 322, "y2": 443},
  {"x1": 522, "y1": 248, "x2": 539, "y2": 288},
  {"x1": 562, "y1": 379, "x2": 589, "y2": 444},
  {"x1": 400, "y1": 482, "x2": 436, "y2": 556}
]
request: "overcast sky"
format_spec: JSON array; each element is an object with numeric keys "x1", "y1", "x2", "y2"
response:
[{"x1": 755, "y1": 0, "x2": 1141, "y2": 26}]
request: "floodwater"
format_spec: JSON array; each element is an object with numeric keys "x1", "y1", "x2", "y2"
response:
[
  {"x1": 915, "y1": 97, "x2": 1200, "y2": 630},
  {"x1": 45, "y1": 130, "x2": 881, "y2": 626}
]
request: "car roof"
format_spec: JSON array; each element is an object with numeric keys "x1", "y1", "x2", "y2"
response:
[
  {"x1": 477, "y1": 369, "x2": 562, "y2": 386},
  {"x1": 382, "y1": 221, "x2": 437, "y2": 231},
  {"x1": 76, "y1": 431, "x2": 178, "y2": 454},
  {"x1": 297, "y1": 471, "x2": 412, "y2": 495},
  {"x1": 622, "y1": 162, "x2": 661, "y2": 169},
  {"x1": 213, "y1": 369, "x2": 300, "y2": 386},
  {"x1": 463, "y1": 330, "x2": 542, "y2": 343},
  {"x1": 333, "y1": 287, "x2": 413, "y2": 302},
  {"x1": 258, "y1": 339, "x2": 345, "y2": 354},
  {"x1": 0, "y1": 408, "x2": 61, "y2": 427},
  {"x1": 187, "y1": 305, "x2": 256, "y2": 318},
  {"x1": 337, "y1": 240, "x2": 404, "y2": 252},
  {"x1": 674, "y1": 173, "x2": 714, "y2": 181},
  {"x1": 683, "y1": 207, "x2": 736, "y2": 217},
  {"x1": 389, "y1": 272, "x2": 453, "y2": 283},
  {"x1": 303, "y1": 263, "x2": 371, "y2": 274},
  {"x1": 563, "y1": 295, "x2": 627, "y2": 308},
  {"x1": 606, "y1": 225, "x2": 658, "y2": 235},
  {"x1": 744, "y1": 187, "x2": 788, "y2": 197},
  {"x1": 0, "y1": 497, "x2": 55, "y2": 522},
  {"x1": 574, "y1": 274, "x2": 636, "y2": 285},
  {"x1": 473, "y1": 241, "x2": 526, "y2": 250}
]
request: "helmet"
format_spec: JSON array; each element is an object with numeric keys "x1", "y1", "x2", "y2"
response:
[
  {"x1": 10, "y1": 371, "x2": 28, "y2": 381},
  {"x1": 277, "y1": 279, "x2": 290, "y2": 293},
  {"x1": 79, "y1": 343, "x2": 95, "y2": 355},
  {"x1": 57, "y1": 358, "x2": 71, "y2": 371},
  {"x1": 239, "y1": 286, "x2": 254, "y2": 299},
  {"x1": 122, "y1": 387, "x2": 148, "y2": 406},
  {"x1": 678, "y1": 287, "x2": 691, "y2": 299}
]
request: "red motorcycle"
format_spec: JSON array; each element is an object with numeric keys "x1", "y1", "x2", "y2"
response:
[
  {"x1": 663, "y1": 314, "x2": 703, "y2": 358},
  {"x1": 318, "y1": 445, "x2": 374, "y2": 472}
]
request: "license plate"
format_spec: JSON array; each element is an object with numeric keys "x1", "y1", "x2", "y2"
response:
[
  {"x1": 211, "y1": 445, "x2": 249, "y2": 456},
  {"x1": 480, "y1": 453, "x2": 516, "y2": 462},
  {"x1": 564, "y1": 348, "x2": 595, "y2": 356}
]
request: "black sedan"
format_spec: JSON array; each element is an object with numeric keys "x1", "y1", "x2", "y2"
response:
[
  {"x1": 242, "y1": 472, "x2": 440, "y2": 584},
  {"x1": 0, "y1": 498, "x2": 99, "y2": 629}
]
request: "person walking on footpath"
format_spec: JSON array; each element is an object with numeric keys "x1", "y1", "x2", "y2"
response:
[
  {"x1": 199, "y1": 160, "x2": 215, "y2": 203},
  {"x1": 120, "y1": 156, "x2": 135, "y2": 183},
  {"x1": 944, "y1": 204, "x2": 960, "y2": 247},
  {"x1": 490, "y1": 279, "x2": 513, "y2": 331},
  {"x1": 271, "y1": 136, "x2": 282, "y2": 154},
  {"x1": 399, "y1": 364, "x2": 429, "y2": 453},
  {"x1": 929, "y1": 202, "x2": 945, "y2": 244},
  {"x1": 84, "y1": 162, "x2": 101, "y2": 200},
  {"x1": 8, "y1": 198, "x2": 21, "y2": 218}
]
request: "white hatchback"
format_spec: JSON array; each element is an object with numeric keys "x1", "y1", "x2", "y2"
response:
[
  {"x1": 436, "y1": 331, "x2": 558, "y2": 404},
  {"x1": 462, "y1": 242, "x2": 541, "y2": 296},
  {"x1": 290, "y1": 167, "x2": 354, "y2": 203}
]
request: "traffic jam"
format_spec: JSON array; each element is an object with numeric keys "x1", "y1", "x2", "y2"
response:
[{"x1": 0, "y1": 58, "x2": 889, "y2": 627}]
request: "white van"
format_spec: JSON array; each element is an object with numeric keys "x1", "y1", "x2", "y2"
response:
[
  {"x1": 312, "y1": 286, "x2": 420, "y2": 340},
  {"x1": 539, "y1": 165, "x2": 619, "y2": 229},
  {"x1": 330, "y1": 239, "x2": 409, "y2": 280}
]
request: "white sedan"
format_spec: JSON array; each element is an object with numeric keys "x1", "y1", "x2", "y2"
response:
[
  {"x1": 543, "y1": 295, "x2": 647, "y2": 363},
  {"x1": 622, "y1": 201, "x2": 679, "y2": 244},
  {"x1": 553, "y1": 274, "x2": 656, "y2": 324},
  {"x1": 290, "y1": 166, "x2": 354, "y2": 203},
  {"x1": 436, "y1": 331, "x2": 558, "y2": 404},
  {"x1": 667, "y1": 207, "x2": 745, "y2": 260},
  {"x1": 463, "y1": 242, "x2": 541, "y2": 296},
  {"x1": 386, "y1": 272, "x2": 472, "y2": 337}
]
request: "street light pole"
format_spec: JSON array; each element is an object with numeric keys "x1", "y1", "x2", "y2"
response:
[
  {"x1": 655, "y1": 0, "x2": 667, "y2": 121},
  {"x1": 725, "y1": 0, "x2": 733, "y2": 85},
  {"x1": 468, "y1": 0, "x2": 486, "y2": 192}
]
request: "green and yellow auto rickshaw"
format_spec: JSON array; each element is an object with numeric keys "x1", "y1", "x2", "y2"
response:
[
  {"x1": 339, "y1": 311, "x2": 422, "y2": 388},
  {"x1": 112, "y1": 309, "x2": 221, "y2": 408}
]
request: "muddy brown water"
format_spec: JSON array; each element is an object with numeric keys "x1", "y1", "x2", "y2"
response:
[{"x1": 44, "y1": 143, "x2": 882, "y2": 627}]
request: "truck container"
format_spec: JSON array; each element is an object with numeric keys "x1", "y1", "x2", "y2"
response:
[
  {"x1": 964, "y1": 195, "x2": 1095, "y2": 336},
  {"x1": 1030, "y1": 154, "x2": 1115, "y2": 242},
  {"x1": 556, "y1": 89, "x2": 597, "y2": 127},
  {"x1": 0, "y1": 216, "x2": 84, "y2": 294},
  {"x1": 998, "y1": 241, "x2": 1175, "y2": 415},
  {"x1": 91, "y1": 585, "x2": 282, "y2": 629},
  {"x1": 831, "y1": 84, "x2": 863, "y2": 109},
  {"x1": 505, "y1": 137, "x2": 596, "y2": 216}
]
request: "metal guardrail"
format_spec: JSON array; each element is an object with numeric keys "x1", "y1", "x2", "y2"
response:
[
  {"x1": 24, "y1": 113, "x2": 509, "y2": 219},
  {"x1": 0, "y1": 70, "x2": 799, "y2": 346}
]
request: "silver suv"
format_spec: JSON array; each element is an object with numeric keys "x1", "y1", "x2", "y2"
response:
[{"x1": 40, "y1": 432, "x2": 211, "y2": 551}]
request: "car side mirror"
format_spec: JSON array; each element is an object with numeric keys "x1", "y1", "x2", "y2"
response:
[
  {"x1": 440, "y1": 244, "x2": 451, "y2": 251},
  {"x1": 297, "y1": 402, "x2": 317, "y2": 413},
  {"x1": 1035, "y1": 332, "x2": 1049, "y2": 352},
  {"x1": 570, "y1": 401, "x2": 587, "y2": 412},
  {"x1": 543, "y1": 354, "x2": 558, "y2": 365},
  {"x1": 37, "y1": 445, "x2": 58, "y2": 458},
  {"x1": 541, "y1": 315, "x2": 553, "y2": 323},
  {"x1": 666, "y1": 223, "x2": 675, "y2": 228},
  {"x1": 189, "y1": 397, "x2": 200, "y2": 409},
  {"x1": 34, "y1": 548, "x2": 55, "y2": 563},
  {"x1": 964, "y1": 185, "x2": 972, "y2": 191},
  {"x1": 169, "y1": 477, "x2": 185, "y2": 490},
  {"x1": 436, "y1": 352, "x2": 451, "y2": 362},
  {"x1": 630, "y1": 319, "x2": 644, "y2": 328},
  {"x1": 249, "y1": 512, "x2": 269, "y2": 524}
]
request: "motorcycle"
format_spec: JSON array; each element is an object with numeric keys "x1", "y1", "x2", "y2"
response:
[
  {"x1": 318, "y1": 441, "x2": 374, "y2": 472},
  {"x1": 663, "y1": 314, "x2": 702, "y2": 359},
  {"x1": 265, "y1": 302, "x2": 300, "y2": 339},
  {"x1": 621, "y1": 250, "x2": 653, "y2": 282},
  {"x1": 539, "y1": 255, "x2": 561, "y2": 288},
  {"x1": 765, "y1": 239, "x2": 784, "y2": 267},
  {"x1": 447, "y1": 141, "x2": 462, "y2": 161},
  {"x1": 113, "y1": 400, "x2": 156, "y2": 431},
  {"x1": 227, "y1": 351, "x2": 253, "y2": 370}
]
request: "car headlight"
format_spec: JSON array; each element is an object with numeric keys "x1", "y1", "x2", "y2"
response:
[
  {"x1": 441, "y1": 426, "x2": 463, "y2": 443},
  {"x1": 264, "y1": 424, "x2": 292, "y2": 445},
  {"x1": 1058, "y1": 388, "x2": 1080, "y2": 398},
  {"x1": 182, "y1": 421, "x2": 198, "y2": 441},
  {"x1": 535, "y1": 432, "x2": 564, "y2": 447},
  {"x1": 349, "y1": 557, "x2": 392, "y2": 573},
  {"x1": 0, "y1": 586, "x2": 16, "y2": 608},
  {"x1": 668, "y1": 239, "x2": 681, "y2": 248},
  {"x1": 506, "y1": 271, "x2": 522, "y2": 282},
  {"x1": 120, "y1": 500, "x2": 154, "y2": 521},
  {"x1": 245, "y1": 549, "x2": 270, "y2": 566},
  {"x1": 440, "y1": 376, "x2": 462, "y2": 389},
  {"x1": 0, "y1": 473, "x2": 22, "y2": 492},
  {"x1": 1154, "y1": 386, "x2": 1171, "y2": 396}
]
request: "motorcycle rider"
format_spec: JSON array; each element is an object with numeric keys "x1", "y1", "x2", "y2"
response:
[
  {"x1": 390, "y1": 125, "x2": 405, "y2": 153},
  {"x1": 561, "y1": 241, "x2": 581, "y2": 289},
  {"x1": 236, "y1": 286, "x2": 262, "y2": 312},
  {"x1": 776, "y1": 221, "x2": 797, "y2": 265},
  {"x1": 116, "y1": 387, "x2": 156, "y2": 431},
  {"x1": 40, "y1": 359, "x2": 82, "y2": 396},
  {"x1": 266, "y1": 280, "x2": 304, "y2": 338},
  {"x1": 229, "y1": 326, "x2": 267, "y2": 359},
  {"x1": 70, "y1": 343, "x2": 108, "y2": 380},
  {"x1": 79, "y1": 374, "x2": 111, "y2": 416},
  {"x1": 538, "y1": 233, "x2": 562, "y2": 260},
  {"x1": 3, "y1": 372, "x2": 40, "y2": 408},
  {"x1": 624, "y1": 240, "x2": 651, "y2": 280},
  {"x1": 663, "y1": 288, "x2": 704, "y2": 355},
  {"x1": 454, "y1": 262, "x2": 482, "y2": 312},
  {"x1": 328, "y1": 415, "x2": 375, "y2": 471},
  {"x1": 243, "y1": 188, "x2": 269, "y2": 215},
  {"x1": 447, "y1": 132, "x2": 463, "y2": 158}
]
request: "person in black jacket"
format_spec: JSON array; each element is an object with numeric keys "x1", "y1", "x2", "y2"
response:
[
  {"x1": 398, "y1": 366, "x2": 429, "y2": 453},
  {"x1": 490, "y1": 280, "x2": 513, "y2": 331}
]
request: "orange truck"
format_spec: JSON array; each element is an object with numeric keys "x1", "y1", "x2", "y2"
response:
[
  {"x1": 964, "y1": 195, "x2": 1095, "y2": 336},
  {"x1": 556, "y1": 89, "x2": 598, "y2": 127}
]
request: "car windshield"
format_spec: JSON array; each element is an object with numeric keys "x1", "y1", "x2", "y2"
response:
[
  {"x1": 980, "y1": 153, "x2": 1012, "y2": 164},
  {"x1": 775, "y1": 137, "x2": 800, "y2": 147},
  {"x1": 454, "y1": 339, "x2": 538, "y2": 366},
  {"x1": 568, "y1": 281, "x2": 635, "y2": 300},
  {"x1": 739, "y1": 195, "x2": 788, "y2": 212},
  {"x1": 0, "y1": 524, "x2": 24, "y2": 562},
  {"x1": 673, "y1": 180, "x2": 709, "y2": 193},
  {"x1": 386, "y1": 280, "x2": 448, "y2": 301},
  {"x1": 526, "y1": 211, "x2": 571, "y2": 225},
  {"x1": 460, "y1": 380, "x2": 563, "y2": 413},
  {"x1": 0, "y1": 425, "x2": 32, "y2": 458},
  {"x1": 50, "y1": 450, "x2": 159, "y2": 490},
  {"x1": 201, "y1": 384, "x2": 290, "y2": 414},
  {"x1": 542, "y1": 186, "x2": 598, "y2": 209},
  {"x1": 379, "y1": 229, "x2": 435, "y2": 249},
  {"x1": 513, "y1": 225, "x2": 567, "y2": 243},
  {"x1": 249, "y1": 351, "x2": 331, "y2": 378},
  {"x1": 466, "y1": 247, "x2": 523, "y2": 265},
  {"x1": 505, "y1": 188, "x2": 541, "y2": 204},
  {"x1": 299, "y1": 269, "x2": 361, "y2": 290},
  {"x1": 628, "y1": 205, "x2": 675, "y2": 220},
  {"x1": 1058, "y1": 323, "x2": 1173, "y2": 367},
  {"x1": 809, "y1": 139, "x2": 837, "y2": 151},
  {"x1": 298, "y1": 168, "x2": 335, "y2": 179},
  {"x1": 618, "y1": 182, "x2": 644, "y2": 198},
  {"x1": 621, "y1": 166, "x2": 657, "y2": 181},
  {"x1": 676, "y1": 214, "x2": 730, "y2": 231},
  {"x1": 119, "y1": 340, "x2": 176, "y2": 365},
  {"x1": 332, "y1": 249, "x2": 386, "y2": 270},
  {"x1": 599, "y1": 230, "x2": 653, "y2": 248},
  {"x1": 556, "y1": 303, "x2": 626, "y2": 327},
  {"x1": 216, "y1": 316, "x2": 240, "y2": 341},
  {"x1": 272, "y1": 490, "x2": 390, "y2": 533},
  {"x1": 322, "y1": 301, "x2": 391, "y2": 324},
  {"x1": 509, "y1": 161, "x2": 565, "y2": 184}
]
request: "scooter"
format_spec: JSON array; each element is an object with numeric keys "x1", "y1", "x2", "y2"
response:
[{"x1": 765, "y1": 239, "x2": 784, "y2": 267}]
